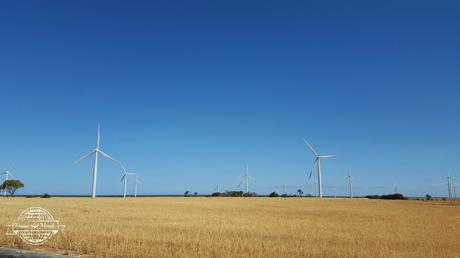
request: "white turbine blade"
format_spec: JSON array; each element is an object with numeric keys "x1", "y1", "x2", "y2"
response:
[
  {"x1": 307, "y1": 170, "x2": 313, "y2": 181},
  {"x1": 97, "y1": 124, "x2": 101, "y2": 148},
  {"x1": 74, "y1": 150, "x2": 95, "y2": 164},
  {"x1": 98, "y1": 150, "x2": 119, "y2": 163},
  {"x1": 319, "y1": 155, "x2": 336, "y2": 159},
  {"x1": 303, "y1": 139, "x2": 318, "y2": 157},
  {"x1": 119, "y1": 162, "x2": 128, "y2": 173},
  {"x1": 120, "y1": 174, "x2": 126, "y2": 182}
]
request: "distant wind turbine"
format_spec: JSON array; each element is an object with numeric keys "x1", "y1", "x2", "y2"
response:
[
  {"x1": 242, "y1": 164, "x2": 254, "y2": 193},
  {"x1": 1, "y1": 162, "x2": 14, "y2": 197},
  {"x1": 134, "y1": 176, "x2": 141, "y2": 198},
  {"x1": 121, "y1": 172, "x2": 136, "y2": 198},
  {"x1": 303, "y1": 139, "x2": 335, "y2": 198},
  {"x1": 446, "y1": 174, "x2": 453, "y2": 198},
  {"x1": 347, "y1": 170, "x2": 354, "y2": 198},
  {"x1": 75, "y1": 125, "x2": 120, "y2": 198}
]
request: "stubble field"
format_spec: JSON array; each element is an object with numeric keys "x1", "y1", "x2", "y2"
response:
[{"x1": 0, "y1": 197, "x2": 459, "y2": 258}]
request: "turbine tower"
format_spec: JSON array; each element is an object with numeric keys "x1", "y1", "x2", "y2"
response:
[
  {"x1": 347, "y1": 170, "x2": 353, "y2": 198},
  {"x1": 1, "y1": 162, "x2": 14, "y2": 197},
  {"x1": 242, "y1": 164, "x2": 254, "y2": 193},
  {"x1": 303, "y1": 139, "x2": 335, "y2": 198},
  {"x1": 446, "y1": 174, "x2": 453, "y2": 198},
  {"x1": 134, "y1": 176, "x2": 141, "y2": 198},
  {"x1": 121, "y1": 170, "x2": 136, "y2": 198},
  {"x1": 75, "y1": 124, "x2": 119, "y2": 198}
]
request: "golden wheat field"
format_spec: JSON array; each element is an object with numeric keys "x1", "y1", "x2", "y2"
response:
[{"x1": 0, "y1": 197, "x2": 459, "y2": 258}]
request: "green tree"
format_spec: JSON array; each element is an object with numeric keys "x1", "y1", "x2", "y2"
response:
[
  {"x1": 297, "y1": 189, "x2": 303, "y2": 197},
  {"x1": 1, "y1": 180, "x2": 24, "y2": 197},
  {"x1": 184, "y1": 190, "x2": 190, "y2": 197}
]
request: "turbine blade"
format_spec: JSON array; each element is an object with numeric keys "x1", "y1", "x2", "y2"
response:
[
  {"x1": 97, "y1": 124, "x2": 101, "y2": 148},
  {"x1": 308, "y1": 170, "x2": 312, "y2": 181},
  {"x1": 121, "y1": 174, "x2": 126, "y2": 182},
  {"x1": 74, "y1": 150, "x2": 95, "y2": 164},
  {"x1": 98, "y1": 150, "x2": 119, "y2": 163},
  {"x1": 303, "y1": 139, "x2": 318, "y2": 157},
  {"x1": 319, "y1": 155, "x2": 336, "y2": 159}
]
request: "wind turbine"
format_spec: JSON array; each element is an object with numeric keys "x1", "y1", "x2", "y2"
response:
[
  {"x1": 303, "y1": 139, "x2": 335, "y2": 198},
  {"x1": 1, "y1": 162, "x2": 14, "y2": 197},
  {"x1": 347, "y1": 170, "x2": 354, "y2": 198},
  {"x1": 134, "y1": 176, "x2": 141, "y2": 198},
  {"x1": 446, "y1": 174, "x2": 453, "y2": 198},
  {"x1": 242, "y1": 164, "x2": 254, "y2": 193},
  {"x1": 120, "y1": 164, "x2": 136, "y2": 198},
  {"x1": 75, "y1": 125, "x2": 120, "y2": 198}
]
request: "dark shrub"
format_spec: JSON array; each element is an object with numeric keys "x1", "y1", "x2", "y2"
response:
[
  {"x1": 365, "y1": 195, "x2": 380, "y2": 199},
  {"x1": 269, "y1": 192, "x2": 279, "y2": 197},
  {"x1": 366, "y1": 194, "x2": 407, "y2": 200},
  {"x1": 42, "y1": 193, "x2": 51, "y2": 198}
]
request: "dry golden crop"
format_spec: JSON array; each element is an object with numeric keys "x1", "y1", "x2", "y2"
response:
[{"x1": 0, "y1": 197, "x2": 459, "y2": 258}]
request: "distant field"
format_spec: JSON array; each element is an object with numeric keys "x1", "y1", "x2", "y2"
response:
[{"x1": 1, "y1": 197, "x2": 459, "y2": 258}]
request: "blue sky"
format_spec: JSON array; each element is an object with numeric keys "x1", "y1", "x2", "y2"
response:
[{"x1": 0, "y1": 1, "x2": 459, "y2": 197}]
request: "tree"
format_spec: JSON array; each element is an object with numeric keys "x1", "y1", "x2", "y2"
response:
[
  {"x1": 184, "y1": 190, "x2": 190, "y2": 197},
  {"x1": 297, "y1": 189, "x2": 303, "y2": 197},
  {"x1": 194, "y1": 192, "x2": 198, "y2": 196},
  {"x1": 1, "y1": 180, "x2": 24, "y2": 197},
  {"x1": 425, "y1": 194, "x2": 432, "y2": 200},
  {"x1": 269, "y1": 192, "x2": 279, "y2": 197}
]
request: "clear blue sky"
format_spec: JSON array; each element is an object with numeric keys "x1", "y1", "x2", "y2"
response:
[{"x1": 0, "y1": 1, "x2": 459, "y2": 197}]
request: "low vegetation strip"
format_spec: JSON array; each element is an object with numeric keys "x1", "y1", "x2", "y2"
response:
[{"x1": 0, "y1": 247, "x2": 73, "y2": 258}]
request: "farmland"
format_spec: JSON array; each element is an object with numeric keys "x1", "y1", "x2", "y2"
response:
[{"x1": 0, "y1": 197, "x2": 459, "y2": 257}]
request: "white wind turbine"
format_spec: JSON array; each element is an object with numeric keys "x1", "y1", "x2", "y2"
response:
[
  {"x1": 120, "y1": 164, "x2": 136, "y2": 198},
  {"x1": 75, "y1": 125, "x2": 120, "y2": 198},
  {"x1": 242, "y1": 164, "x2": 254, "y2": 193},
  {"x1": 134, "y1": 176, "x2": 141, "y2": 198},
  {"x1": 303, "y1": 139, "x2": 335, "y2": 198},
  {"x1": 347, "y1": 169, "x2": 354, "y2": 198},
  {"x1": 1, "y1": 162, "x2": 14, "y2": 197}
]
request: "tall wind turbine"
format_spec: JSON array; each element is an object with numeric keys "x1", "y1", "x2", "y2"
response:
[
  {"x1": 134, "y1": 176, "x2": 141, "y2": 198},
  {"x1": 1, "y1": 162, "x2": 14, "y2": 197},
  {"x1": 303, "y1": 139, "x2": 335, "y2": 198},
  {"x1": 347, "y1": 170, "x2": 354, "y2": 198},
  {"x1": 75, "y1": 125, "x2": 120, "y2": 198}
]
